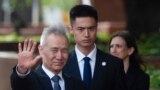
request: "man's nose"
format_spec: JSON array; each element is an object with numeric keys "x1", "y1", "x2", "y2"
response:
[
  {"x1": 56, "y1": 51, "x2": 63, "y2": 59},
  {"x1": 84, "y1": 29, "x2": 89, "y2": 37}
]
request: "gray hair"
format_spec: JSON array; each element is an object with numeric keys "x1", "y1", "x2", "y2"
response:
[{"x1": 40, "y1": 24, "x2": 69, "y2": 46}]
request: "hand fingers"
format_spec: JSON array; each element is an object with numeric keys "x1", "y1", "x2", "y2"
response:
[
  {"x1": 27, "y1": 39, "x2": 33, "y2": 51},
  {"x1": 18, "y1": 43, "x2": 22, "y2": 52},
  {"x1": 23, "y1": 39, "x2": 28, "y2": 51},
  {"x1": 22, "y1": 39, "x2": 37, "y2": 52},
  {"x1": 31, "y1": 41, "x2": 37, "y2": 53}
]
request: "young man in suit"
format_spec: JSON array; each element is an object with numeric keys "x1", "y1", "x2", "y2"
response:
[
  {"x1": 63, "y1": 5, "x2": 126, "y2": 90},
  {"x1": 10, "y1": 25, "x2": 86, "y2": 90}
]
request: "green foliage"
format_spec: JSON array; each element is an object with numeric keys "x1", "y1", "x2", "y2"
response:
[
  {"x1": 19, "y1": 35, "x2": 40, "y2": 42},
  {"x1": 97, "y1": 32, "x2": 110, "y2": 42},
  {"x1": 146, "y1": 66, "x2": 160, "y2": 89},
  {"x1": 0, "y1": 32, "x2": 40, "y2": 43},
  {"x1": 41, "y1": 0, "x2": 58, "y2": 5},
  {"x1": 67, "y1": 33, "x2": 74, "y2": 42},
  {"x1": 138, "y1": 32, "x2": 160, "y2": 56},
  {"x1": 10, "y1": 0, "x2": 77, "y2": 11},
  {"x1": 0, "y1": 32, "x2": 19, "y2": 42},
  {"x1": 41, "y1": 0, "x2": 77, "y2": 11},
  {"x1": 96, "y1": 32, "x2": 110, "y2": 52},
  {"x1": 10, "y1": 0, "x2": 32, "y2": 10},
  {"x1": 96, "y1": 44, "x2": 107, "y2": 53}
]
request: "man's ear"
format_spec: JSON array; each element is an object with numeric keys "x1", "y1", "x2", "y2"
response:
[
  {"x1": 67, "y1": 25, "x2": 74, "y2": 34},
  {"x1": 128, "y1": 47, "x2": 134, "y2": 55},
  {"x1": 38, "y1": 45, "x2": 43, "y2": 55}
]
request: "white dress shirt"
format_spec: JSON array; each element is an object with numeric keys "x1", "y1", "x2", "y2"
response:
[
  {"x1": 75, "y1": 44, "x2": 97, "y2": 80},
  {"x1": 42, "y1": 65, "x2": 65, "y2": 90}
]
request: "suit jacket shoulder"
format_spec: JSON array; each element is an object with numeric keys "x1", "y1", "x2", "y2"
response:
[
  {"x1": 11, "y1": 66, "x2": 54, "y2": 90},
  {"x1": 97, "y1": 48, "x2": 124, "y2": 63},
  {"x1": 11, "y1": 66, "x2": 86, "y2": 90},
  {"x1": 92, "y1": 49, "x2": 126, "y2": 90},
  {"x1": 63, "y1": 50, "x2": 82, "y2": 80}
]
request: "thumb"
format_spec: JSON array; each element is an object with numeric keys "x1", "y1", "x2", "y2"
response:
[{"x1": 31, "y1": 55, "x2": 42, "y2": 69}]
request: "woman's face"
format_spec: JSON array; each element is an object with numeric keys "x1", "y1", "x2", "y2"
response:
[{"x1": 109, "y1": 36, "x2": 132, "y2": 61}]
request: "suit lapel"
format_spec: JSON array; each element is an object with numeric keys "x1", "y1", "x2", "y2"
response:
[
  {"x1": 92, "y1": 49, "x2": 107, "y2": 86},
  {"x1": 68, "y1": 50, "x2": 82, "y2": 80},
  {"x1": 63, "y1": 74, "x2": 72, "y2": 90},
  {"x1": 36, "y1": 66, "x2": 53, "y2": 90},
  {"x1": 92, "y1": 50, "x2": 102, "y2": 81}
]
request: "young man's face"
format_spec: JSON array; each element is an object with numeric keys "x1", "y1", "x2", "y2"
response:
[{"x1": 71, "y1": 17, "x2": 97, "y2": 49}]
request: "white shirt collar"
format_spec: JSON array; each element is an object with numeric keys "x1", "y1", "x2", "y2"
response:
[
  {"x1": 75, "y1": 44, "x2": 97, "y2": 62},
  {"x1": 42, "y1": 64, "x2": 63, "y2": 79}
]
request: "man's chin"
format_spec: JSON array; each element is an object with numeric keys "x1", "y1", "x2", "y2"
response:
[
  {"x1": 82, "y1": 43, "x2": 93, "y2": 47},
  {"x1": 54, "y1": 67, "x2": 63, "y2": 72}
]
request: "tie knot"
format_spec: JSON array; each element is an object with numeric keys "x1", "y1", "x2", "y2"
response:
[
  {"x1": 52, "y1": 75, "x2": 60, "y2": 82},
  {"x1": 83, "y1": 57, "x2": 90, "y2": 62}
]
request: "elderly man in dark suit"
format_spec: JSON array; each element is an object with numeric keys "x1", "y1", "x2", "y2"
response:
[
  {"x1": 63, "y1": 5, "x2": 126, "y2": 90},
  {"x1": 10, "y1": 25, "x2": 86, "y2": 90}
]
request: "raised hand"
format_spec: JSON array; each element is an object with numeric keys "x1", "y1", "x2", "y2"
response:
[{"x1": 17, "y1": 39, "x2": 42, "y2": 74}]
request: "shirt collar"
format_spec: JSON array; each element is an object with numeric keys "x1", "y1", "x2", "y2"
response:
[
  {"x1": 75, "y1": 44, "x2": 97, "y2": 62},
  {"x1": 42, "y1": 64, "x2": 63, "y2": 80}
]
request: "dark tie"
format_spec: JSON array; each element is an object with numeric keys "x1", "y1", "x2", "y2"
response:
[
  {"x1": 51, "y1": 75, "x2": 61, "y2": 90},
  {"x1": 83, "y1": 57, "x2": 92, "y2": 88}
]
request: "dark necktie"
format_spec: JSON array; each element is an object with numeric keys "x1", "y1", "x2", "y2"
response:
[
  {"x1": 51, "y1": 75, "x2": 61, "y2": 90},
  {"x1": 83, "y1": 57, "x2": 92, "y2": 88}
]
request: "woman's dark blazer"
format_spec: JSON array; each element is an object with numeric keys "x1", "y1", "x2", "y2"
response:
[{"x1": 126, "y1": 65, "x2": 150, "y2": 90}]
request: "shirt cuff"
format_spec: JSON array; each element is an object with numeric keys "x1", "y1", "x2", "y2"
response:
[{"x1": 16, "y1": 65, "x2": 31, "y2": 78}]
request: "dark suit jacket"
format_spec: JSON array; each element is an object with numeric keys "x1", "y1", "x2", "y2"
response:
[
  {"x1": 11, "y1": 66, "x2": 86, "y2": 90},
  {"x1": 63, "y1": 48, "x2": 126, "y2": 90},
  {"x1": 126, "y1": 65, "x2": 149, "y2": 90}
]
